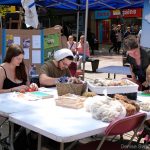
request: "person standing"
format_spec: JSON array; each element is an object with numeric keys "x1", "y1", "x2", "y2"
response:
[
  {"x1": 109, "y1": 25, "x2": 117, "y2": 53},
  {"x1": 137, "y1": 29, "x2": 142, "y2": 45},
  {"x1": 116, "y1": 24, "x2": 122, "y2": 54},
  {"x1": 123, "y1": 35, "x2": 150, "y2": 91},
  {"x1": 124, "y1": 27, "x2": 131, "y2": 38}
]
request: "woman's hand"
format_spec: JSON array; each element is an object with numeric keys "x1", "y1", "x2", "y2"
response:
[
  {"x1": 29, "y1": 83, "x2": 38, "y2": 91},
  {"x1": 11, "y1": 83, "x2": 38, "y2": 93},
  {"x1": 12, "y1": 85, "x2": 29, "y2": 92}
]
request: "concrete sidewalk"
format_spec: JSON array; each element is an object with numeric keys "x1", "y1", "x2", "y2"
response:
[{"x1": 84, "y1": 48, "x2": 126, "y2": 81}]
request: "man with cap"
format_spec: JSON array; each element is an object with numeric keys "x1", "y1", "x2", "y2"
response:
[{"x1": 39, "y1": 48, "x2": 74, "y2": 87}]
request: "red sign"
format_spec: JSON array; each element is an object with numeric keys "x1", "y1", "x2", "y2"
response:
[
  {"x1": 122, "y1": 8, "x2": 142, "y2": 18},
  {"x1": 110, "y1": 8, "x2": 142, "y2": 18}
]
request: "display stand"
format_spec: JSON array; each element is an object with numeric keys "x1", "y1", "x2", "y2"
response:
[{"x1": 1, "y1": 27, "x2": 61, "y2": 73}]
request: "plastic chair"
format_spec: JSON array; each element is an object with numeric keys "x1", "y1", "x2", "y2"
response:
[{"x1": 96, "y1": 112, "x2": 147, "y2": 150}]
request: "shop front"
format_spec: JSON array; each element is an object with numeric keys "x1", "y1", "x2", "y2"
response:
[{"x1": 95, "y1": 8, "x2": 143, "y2": 44}]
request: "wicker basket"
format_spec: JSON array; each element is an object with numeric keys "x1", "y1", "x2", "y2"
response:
[{"x1": 56, "y1": 82, "x2": 87, "y2": 96}]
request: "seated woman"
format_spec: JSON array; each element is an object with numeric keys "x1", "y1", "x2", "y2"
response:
[
  {"x1": 77, "y1": 35, "x2": 90, "y2": 69},
  {"x1": 0, "y1": 44, "x2": 38, "y2": 93},
  {"x1": 39, "y1": 48, "x2": 74, "y2": 87},
  {"x1": 67, "y1": 35, "x2": 78, "y2": 76},
  {"x1": 67, "y1": 35, "x2": 77, "y2": 55},
  {"x1": 0, "y1": 44, "x2": 38, "y2": 150}
]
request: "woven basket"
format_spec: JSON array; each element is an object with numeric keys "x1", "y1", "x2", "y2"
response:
[{"x1": 56, "y1": 82, "x2": 87, "y2": 96}]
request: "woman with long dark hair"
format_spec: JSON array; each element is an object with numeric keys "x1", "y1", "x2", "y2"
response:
[{"x1": 0, "y1": 44, "x2": 38, "y2": 93}]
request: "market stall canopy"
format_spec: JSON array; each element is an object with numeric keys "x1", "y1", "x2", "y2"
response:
[{"x1": 0, "y1": 0, "x2": 144, "y2": 10}]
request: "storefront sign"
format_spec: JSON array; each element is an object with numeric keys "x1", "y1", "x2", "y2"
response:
[
  {"x1": 122, "y1": 8, "x2": 142, "y2": 18},
  {"x1": 95, "y1": 10, "x2": 111, "y2": 19},
  {"x1": 95, "y1": 8, "x2": 142, "y2": 19}
]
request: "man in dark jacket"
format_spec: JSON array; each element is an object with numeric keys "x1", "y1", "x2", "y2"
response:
[{"x1": 109, "y1": 26, "x2": 117, "y2": 53}]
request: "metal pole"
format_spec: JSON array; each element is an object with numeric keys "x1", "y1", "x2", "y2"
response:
[
  {"x1": 83, "y1": 0, "x2": 89, "y2": 80},
  {"x1": 76, "y1": 10, "x2": 80, "y2": 43}
]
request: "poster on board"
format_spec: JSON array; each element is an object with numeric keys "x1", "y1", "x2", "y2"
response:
[
  {"x1": 44, "y1": 33, "x2": 60, "y2": 61},
  {"x1": 141, "y1": 0, "x2": 150, "y2": 48}
]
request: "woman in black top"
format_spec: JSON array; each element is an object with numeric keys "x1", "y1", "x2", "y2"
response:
[
  {"x1": 0, "y1": 44, "x2": 38, "y2": 93},
  {"x1": 123, "y1": 35, "x2": 150, "y2": 91}
]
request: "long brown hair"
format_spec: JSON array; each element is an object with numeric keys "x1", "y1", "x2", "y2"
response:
[{"x1": 3, "y1": 44, "x2": 27, "y2": 82}]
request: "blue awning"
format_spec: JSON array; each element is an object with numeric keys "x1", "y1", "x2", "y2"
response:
[
  {"x1": 0, "y1": 0, "x2": 21, "y2": 5},
  {"x1": 0, "y1": 0, "x2": 144, "y2": 10}
]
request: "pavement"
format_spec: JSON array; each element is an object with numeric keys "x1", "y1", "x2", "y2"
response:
[{"x1": 84, "y1": 47, "x2": 127, "y2": 81}]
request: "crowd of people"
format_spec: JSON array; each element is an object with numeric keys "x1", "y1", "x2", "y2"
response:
[{"x1": 109, "y1": 24, "x2": 142, "y2": 54}]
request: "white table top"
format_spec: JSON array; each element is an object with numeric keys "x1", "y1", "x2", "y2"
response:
[
  {"x1": 0, "y1": 87, "x2": 58, "y2": 117},
  {"x1": 96, "y1": 65, "x2": 131, "y2": 75},
  {"x1": 9, "y1": 101, "x2": 108, "y2": 143},
  {"x1": 0, "y1": 88, "x2": 149, "y2": 144}
]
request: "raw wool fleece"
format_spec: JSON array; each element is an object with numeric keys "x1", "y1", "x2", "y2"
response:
[{"x1": 84, "y1": 96, "x2": 126, "y2": 122}]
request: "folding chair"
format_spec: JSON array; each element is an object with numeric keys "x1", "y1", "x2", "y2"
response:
[{"x1": 96, "y1": 112, "x2": 147, "y2": 150}]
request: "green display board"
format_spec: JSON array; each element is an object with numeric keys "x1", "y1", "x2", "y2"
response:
[
  {"x1": 44, "y1": 34, "x2": 59, "y2": 48},
  {"x1": 44, "y1": 33, "x2": 60, "y2": 61}
]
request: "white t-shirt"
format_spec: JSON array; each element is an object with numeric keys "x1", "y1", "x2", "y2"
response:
[{"x1": 67, "y1": 41, "x2": 77, "y2": 51}]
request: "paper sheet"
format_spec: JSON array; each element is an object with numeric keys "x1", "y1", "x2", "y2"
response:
[
  {"x1": 13, "y1": 36, "x2": 20, "y2": 45},
  {"x1": 32, "y1": 50, "x2": 41, "y2": 63},
  {"x1": 32, "y1": 35, "x2": 41, "y2": 48},
  {"x1": 23, "y1": 48, "x2": 29, "y2": 59}
]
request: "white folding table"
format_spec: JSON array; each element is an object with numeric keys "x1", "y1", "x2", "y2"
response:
[
  {"x1": 0, "y1": 88, "x2": 58, "y2": 150},
  {"x1": 0, "y1": 88, "x2": 149, "y2": 150},
  {"x1": 9, "y1": 101, "x2": 108, "y2": 150}
]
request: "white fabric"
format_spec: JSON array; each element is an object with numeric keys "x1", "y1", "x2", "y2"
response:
[
  {"x1": 21, "y1": 0, "x2": 39, "y2": 28},
  {"x1": 84, "y1": 95, "x2": 126, "y2": 122},
  {"x1": 54, "y1": 48, "x2": 73, "y2": 61}
]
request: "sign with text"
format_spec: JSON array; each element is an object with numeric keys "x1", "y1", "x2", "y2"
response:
[
  {"x1": 95, "y1": 10, "x2": 111, "y2": 19},
  {"x1": 95, "y1": 8, "x2": 142, "y2": 19}
]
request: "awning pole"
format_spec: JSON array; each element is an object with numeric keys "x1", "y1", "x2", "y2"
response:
[
  {"x1": 83, "y1": 0, "x2": 89, "y2": 80},
  {"x1": 76, "y1": 10, "x2": 80, "y2": 43}
]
